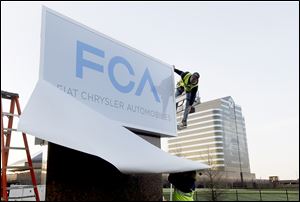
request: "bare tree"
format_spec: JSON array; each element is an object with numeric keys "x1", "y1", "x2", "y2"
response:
[{"x1": 198, "y1": 146, "x2": 226, "y2": 201}]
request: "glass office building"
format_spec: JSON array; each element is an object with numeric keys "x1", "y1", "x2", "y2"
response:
[{"x1": 168, "y1": 96, "x2": 255, "y2": 182}]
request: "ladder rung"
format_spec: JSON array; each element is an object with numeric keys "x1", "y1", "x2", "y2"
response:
[
  {"x1": 8, "y1": 195, "x2": 36, "y2": 199},
  {"x1": 3, "y1": 128, "x2": 19, "y2": 132},
  {"x1": 2, "y1": 112, "x2": 20, "y2": 117},
  {"x1": 7, "y1": 185, "x2": 35, "y2": 190},
  {"x1": 4, "y1": 146, "x2": 27, "y2": 150},
  {"x1": 2, "y1": 129, "x2": 19, "y2": 135},
  {"x1": 5, "y1": 165, "x2": 32, "y2": 170}
]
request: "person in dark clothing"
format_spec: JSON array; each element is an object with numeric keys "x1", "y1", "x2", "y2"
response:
[
  {"x1": 173, "y1": 66, "x2": 200, "y2": 128},
  {"x1": 168, "y1": 171, "x2": 197, "y2": 201}
]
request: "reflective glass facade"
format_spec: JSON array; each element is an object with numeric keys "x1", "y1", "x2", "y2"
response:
[{"x1": 168, "y1": 96, "x2": 255, "y2": 181}]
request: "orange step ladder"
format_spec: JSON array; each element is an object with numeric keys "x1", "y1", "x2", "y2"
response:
[{"x1": 1, "y1": 91, "x2": 40, "y2": 201}]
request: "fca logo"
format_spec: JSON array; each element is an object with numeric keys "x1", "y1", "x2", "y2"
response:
[{"x1": 76, "y1": 41, "x2": 160, "y2": 103}]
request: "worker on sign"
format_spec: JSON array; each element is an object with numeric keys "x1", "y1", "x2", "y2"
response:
[{"x1": 173, "y1": 65, "x2": 200, "y2": 129}]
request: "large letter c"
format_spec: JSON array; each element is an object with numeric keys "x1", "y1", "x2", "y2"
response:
[{"x1": 108, "y1": 56, "x2": 135, "y2": 93}]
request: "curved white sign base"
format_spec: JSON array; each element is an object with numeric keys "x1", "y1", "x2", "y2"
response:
[{"x1": 18, "y1": 80, "x2": 209, "y2": 173}]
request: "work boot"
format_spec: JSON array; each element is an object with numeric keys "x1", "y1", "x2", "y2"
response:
[{"x1": 179, "y1": 121, "x2": 187, "y2": 127}]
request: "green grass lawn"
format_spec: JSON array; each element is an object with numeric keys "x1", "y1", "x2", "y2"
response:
[{"x1": 163, "y1": 188, "x2": 299, "y2": 201}]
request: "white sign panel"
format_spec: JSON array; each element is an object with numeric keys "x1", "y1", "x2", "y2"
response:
[{"x1": 40, "y1": 7, "x2": 176, "y2": 137}]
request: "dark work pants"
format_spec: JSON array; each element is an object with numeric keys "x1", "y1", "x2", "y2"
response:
[{"x1": 175, "y1": 87, "x2": 192, "y2": 123}]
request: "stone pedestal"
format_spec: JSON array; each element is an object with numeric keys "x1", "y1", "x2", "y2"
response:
[{"x1": 44, "y1": 133, "x2": 162, "y2": 201}]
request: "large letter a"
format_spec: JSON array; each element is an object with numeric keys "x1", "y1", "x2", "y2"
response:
[{"x1": 135, "y1": 68, "x2": 160, "y2": 103}]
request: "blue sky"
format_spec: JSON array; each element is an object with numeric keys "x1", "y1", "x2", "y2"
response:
[{"x1": 1, "y1": 1, "x2": 299, "y2": 180}]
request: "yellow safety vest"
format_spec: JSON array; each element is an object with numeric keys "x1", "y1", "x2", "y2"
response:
[
  {"x1": 177, "y1": 73, "x2": 198, "y2": 93},
  {"x1": 173, "y1": 188, "x2": 194, "y2": 201}
]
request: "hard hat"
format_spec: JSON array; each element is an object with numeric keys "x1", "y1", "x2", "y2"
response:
[
  {"x1": 192, "y1": 72, "x2": 200, "y2": 78},
  {"x1": 190, "y1": 72, "x2": 200, "y2": 85}
]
